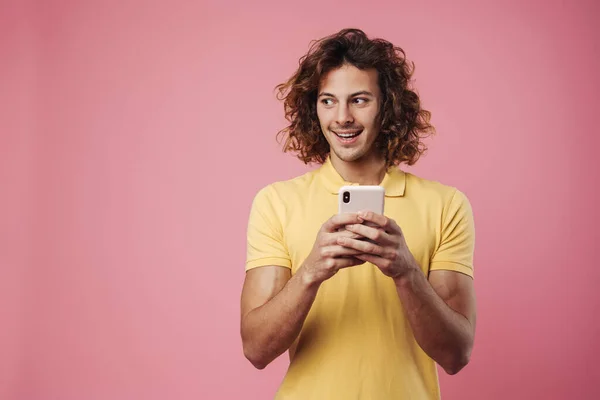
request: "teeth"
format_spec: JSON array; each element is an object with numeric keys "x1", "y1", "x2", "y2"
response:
[{"x1": 336, "y1": 131, "x2": 361, "y2": 138}]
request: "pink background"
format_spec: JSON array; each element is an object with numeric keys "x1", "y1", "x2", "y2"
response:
[{"x1": 2, "y1": 0, "x2": 599, "y2": 399}]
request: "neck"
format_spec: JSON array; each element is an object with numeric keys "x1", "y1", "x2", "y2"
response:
[{"x1": 330, "y1": 152, "x2": 387, "y2": 186}]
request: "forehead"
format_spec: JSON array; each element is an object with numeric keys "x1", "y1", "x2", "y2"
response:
[{"x1": 319, "y1": 64, "x2": 380, "y2": 95}]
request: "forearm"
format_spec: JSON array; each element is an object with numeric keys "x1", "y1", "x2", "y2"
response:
[
  {"x1": 395, "y1": 269, "x2": 474, "y2": 375},
  {"x1": 241, "y1": 270, "x2": 319, "y2": 369}
]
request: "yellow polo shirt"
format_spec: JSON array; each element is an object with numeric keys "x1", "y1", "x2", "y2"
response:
[{"x1": 246, "y1": 157, "x2": 475, "y2": 400}]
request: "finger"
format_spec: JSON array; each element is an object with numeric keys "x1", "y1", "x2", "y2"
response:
[
  {"x1": 345, "y1": 223, "x2": 394, "y2": 244},
  {"x1": 334, "y1": 256, "x2": 365, "y2": 270},
  {"x1": 355, "y1": 253, "x2": 392, "y2": 270},
  {"x1": 337, "y1": 236, "x2": 385, "y2": 256},
  {"x1": 356, "y1": 211, "x2": 399, "y2": 233},
  {"x1": 327, "y1": 229, "x2": 364, "y2": 245},
  {"x1": 320, "y1": 245, "x2": 364, "y2": 258},
  {"x1": 323, "y1": 213, "x2": 364, "y2": 233}
]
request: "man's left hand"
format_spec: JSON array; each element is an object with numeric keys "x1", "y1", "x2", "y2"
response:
[{"x1": 337, "y1": 211, "x2": 420, "y2": 279}]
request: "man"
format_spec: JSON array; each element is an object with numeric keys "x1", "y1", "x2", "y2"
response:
[{"x1": 240, "y1": 28, "x2": 476, "y2": 399}]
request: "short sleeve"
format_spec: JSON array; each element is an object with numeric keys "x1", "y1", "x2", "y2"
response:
[
  {"x1": 429, "y1": 189, "x2": 475, "y2": 277},
  {"x1": 245, "y1": 186, "x2": 291, "y2": 271}
]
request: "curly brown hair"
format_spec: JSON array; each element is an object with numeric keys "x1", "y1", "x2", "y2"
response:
[{"x1": 275, "y1": 28, "x2": 435, "y2": 168}]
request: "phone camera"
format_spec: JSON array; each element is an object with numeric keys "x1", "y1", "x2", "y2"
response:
[{"x1": 342, "y1": 191, "x2": 350, "y2": 204}]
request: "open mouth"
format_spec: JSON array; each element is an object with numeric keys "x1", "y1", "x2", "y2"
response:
[{"x1": 333, "y1": 130, "x2": 363, "y2": 142}]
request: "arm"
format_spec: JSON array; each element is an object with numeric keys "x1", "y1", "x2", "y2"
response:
[
  {"x1": 340, "y1": 203, "x2": 476, "y2": 375},
  {"x1": 393, "y1": 269, "x2": 476, "y2": 375},
  {"x1": 240, "y1": 265, "x2": 318, "y2": 370},
  {"x1": 241, "y1": 213, "x2": 365, "y2": 369}
]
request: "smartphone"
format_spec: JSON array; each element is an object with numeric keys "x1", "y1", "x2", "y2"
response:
[
  {"x1": 338, "y1": 185, "x2": 385, "y2": 215},
  {"x1": 338, "y1": 185, "x2": 385, "y2": 241}
]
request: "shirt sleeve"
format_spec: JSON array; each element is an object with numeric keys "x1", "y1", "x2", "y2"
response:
[
  {"x1": 429, "y1": 189, "x2": 475, "y2": 277},
  {"x1": 245, "y1": 186, "x2": 292, "y2": 271}
]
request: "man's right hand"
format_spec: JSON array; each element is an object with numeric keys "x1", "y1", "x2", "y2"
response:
[{"x1": 299, "y1": 213, "x2": 367, "y2": 286}]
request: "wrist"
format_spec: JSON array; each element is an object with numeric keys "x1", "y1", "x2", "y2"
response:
[
  {"x1": 392, "y1": 262, "x2": 421, "y2": 289},
  {"x1": 298, "y1": 264, "x2": 322, "y2": 291}
]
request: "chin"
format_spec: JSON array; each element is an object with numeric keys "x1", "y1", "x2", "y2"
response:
[{"x1": 332, "y1": 148, "x2": 368, "y2": 163}]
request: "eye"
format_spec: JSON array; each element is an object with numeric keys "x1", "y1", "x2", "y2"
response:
[
  {"x1": 321, "y1": 98, "x2": 335, "y2": 106},
  {"x1": 353, "y1": 97, "x2": 369, "y2": 105}
]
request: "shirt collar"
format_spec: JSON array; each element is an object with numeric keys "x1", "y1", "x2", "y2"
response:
[{"x1": 317, "y1": 156, "x2": 406, "y2": 197}]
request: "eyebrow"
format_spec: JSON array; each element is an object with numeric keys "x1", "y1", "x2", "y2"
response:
[{"x1": 318, "y1": 90, "x2": 375, "y2": 98}]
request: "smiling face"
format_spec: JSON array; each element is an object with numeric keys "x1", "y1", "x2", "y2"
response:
[{"x1": 316, "y1": 64, "x2": 382, "y2": 165}]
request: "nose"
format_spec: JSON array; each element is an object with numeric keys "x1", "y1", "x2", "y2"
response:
[{"x1": 336, "y1": 103, "x2": 354, "y2": 125}]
